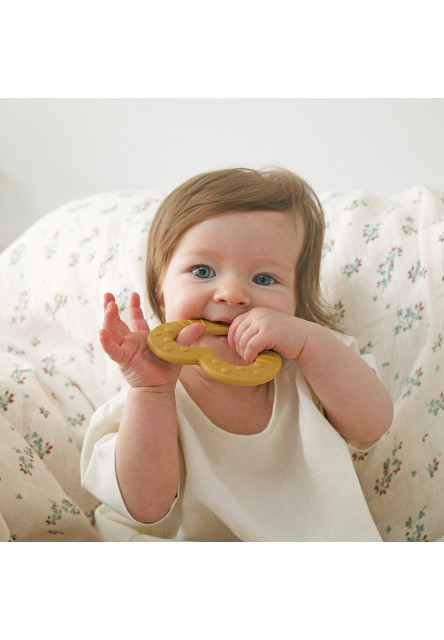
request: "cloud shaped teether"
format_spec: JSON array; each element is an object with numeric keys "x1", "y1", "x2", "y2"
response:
[{"x1": 147, "y1": 319, "x2": 281, "y2": 386}]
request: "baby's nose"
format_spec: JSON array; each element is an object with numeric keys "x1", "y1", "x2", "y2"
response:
[{"x1": 213, "y1": 277, "x2": 251, "y2": 306}]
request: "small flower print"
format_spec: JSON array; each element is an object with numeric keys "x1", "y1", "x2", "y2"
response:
[
  {"x1": 83, "y1": 343, "x2": 95, "y2": 363},
  {"x1": 42, "y1": 356, "x2": 58, "y2": 376},
  {"x1": 402, "y1": 367, "x2": 423, "y2": 398},
  {"x1": 344, "y1": 198, "x2": 369, "y2": 211},
  {"x1": 374, "y1": 441, "x2": 402, "y2": 496},
  {"x1": 405, "y1": 507, "x2": 428, "y2": 542},
  {"x1": 352, "y1": 451, "x2": 368, "y2": 463},
  {"x1": 359, "y1": 342, "x2": 374, "y2": 356},
  {"x1": 45, "y1": 293, "x2": 68, "y2": 319},
  {"x1": 432, "y1": 334, "x2": 442, "y2": 353},
  {"x1": 67, "y1": 413, "x2": 86, "y2": 427},
  {"x1": 12, "y1": 445, "x2": 34, "y2": 476},
  {"x1": 402, "y1": 217, "x2": 418, "y2": 235},
  {"x1": 69, "y1": 252, "x2": 79, "y2": 267},
  {"x1": 362, "y1": 223, "x2": 380, "y2": 243},
  {"x1": 25, "y1": 432, "x2": 53, "y2": 459},
  {"x1": 80, "y1": 228, "x2": 100, "y2": 247},
  {"x1": 322, "y1": 238, "x2": 335, "y2": 258},
  {"x1": 408, "y1": 261, "x2": 427, "y2": 283},
  {"x1": 8, "y1": 243, "x2": 26, "y2": 266},
  {"x1": 11, "y1": 365, "x2": 30, "y2": 384},
  {"x1": 11, "y1": 290, "x2": 30, "y2": 324},
  {"x1": 7, "y1": 344, "x2": 26, "y2": 356},
  {"x1": 426, "y1": 458, "x2": 439, "y2": 478},
  {"x1": 377, "y1": 246, "x2": 403, "y2": 289},
  {"x1": 45, "y1": 498, "x2": 81, "y2": 533},
  {"x1": 332, "y1": 301, "x2": 345, "y2": 323},
  {"x1": 394, "y1": 302, "x2": 424, "y2": 334},
  {"x1": 342, "y1": 258, "x2": 362, "y2": 278},
  {"x1": 131, "y1": 199, "x2": 156, "y2": 214},
  {"x1": 427, "y1": 392, "x2": 444, "y2": 416},
  {"x1": 0, "y1": 390, "x2": 14, "y2": 411},
  {"x1": 98, "y1": 245, "x2": 119, "y2": 279}
]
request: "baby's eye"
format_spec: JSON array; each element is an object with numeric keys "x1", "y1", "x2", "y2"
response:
[
  {"x1": 192, "y1": 265, "x2": 215, "y2": 279},
  {"x1": 253, "y1": 273, "x2": 276, "y2": 286}
]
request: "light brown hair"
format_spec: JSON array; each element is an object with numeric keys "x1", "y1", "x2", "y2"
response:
[{"x1": 146, "y1": 167, "x2": 337, "y2": 329}]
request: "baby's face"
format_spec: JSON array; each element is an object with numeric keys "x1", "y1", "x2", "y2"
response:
[{"x1": 160, "y1": 210, "x2": 303, "y2": 360}]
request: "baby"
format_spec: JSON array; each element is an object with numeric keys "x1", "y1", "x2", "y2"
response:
[{"x1": 81, "y1": 167, "x2": 393, "y2": 541}]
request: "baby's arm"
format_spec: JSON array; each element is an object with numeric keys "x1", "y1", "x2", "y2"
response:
[
  {"x1": 100, "y1": 292, "x2": 204, "y2": 522},
  {"x1": 229, "y1": 308, "x2": 393, "y2": 443},
  {"x1": 295, "y1": 322, "x2": 393, "y2": 443}
]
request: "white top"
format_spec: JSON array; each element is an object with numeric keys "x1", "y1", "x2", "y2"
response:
[{"x1": 81, "y1": 334, "x2": 382, "y2": 542}]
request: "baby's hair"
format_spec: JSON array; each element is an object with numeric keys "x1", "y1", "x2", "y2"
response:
[{"x1": 146, "y1": 167, "x2": 337, "y2": 329}]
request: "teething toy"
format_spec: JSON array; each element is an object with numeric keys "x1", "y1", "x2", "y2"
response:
[{"x1": 147, "y1": 319, "x2": 281, "y2": 386}]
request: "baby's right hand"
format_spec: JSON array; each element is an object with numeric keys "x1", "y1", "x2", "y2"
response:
[{"x1": 99, "y1": 292, "x2": 205, "y2": 390}]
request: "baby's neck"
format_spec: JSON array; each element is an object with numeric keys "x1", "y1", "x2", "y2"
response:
[{"x1": 179, "y1": 369, "x2": 275, "y2": 435}]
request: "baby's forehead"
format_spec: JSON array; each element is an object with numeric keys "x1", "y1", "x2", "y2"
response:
[{"x1": 173, "y1": 210, "x2": 303, "y2": 263}]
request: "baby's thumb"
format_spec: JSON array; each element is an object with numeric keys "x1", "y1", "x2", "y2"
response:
[{"x1": 176, "y1": 323, "x2": 206, "y2": 347}]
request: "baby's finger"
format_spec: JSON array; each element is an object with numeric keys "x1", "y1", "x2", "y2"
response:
[
  {"x1": 103, "y1": 292, "x2": 115, "y2": 312},
  {"x1": 228, "y1": 313, "x2": 251, "y2": 351},
  {"x1": 176, "y1": 323, "x2": 206, "y2": 347},
  {"x1": 103, "y1": 300, "x2": 131, "y2": 342},
  {"x1": 241, "y1": 334, "x2": 266, "y2": 365},
  {"x1": 128, "y1": 292, "x2": 150, "y2": 333}
]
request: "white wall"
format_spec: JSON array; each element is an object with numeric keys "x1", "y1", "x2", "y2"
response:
[{"x1": 1, "y1": 98, "x2": 443, "y2": 250}]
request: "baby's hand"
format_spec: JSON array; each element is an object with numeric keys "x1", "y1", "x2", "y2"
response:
[
  {"x1": 100, "y1": 292, "x2": 205, "y2": 390},
  {"x1": 228, "y1": 308, "x2": 311, "y2": 364}
]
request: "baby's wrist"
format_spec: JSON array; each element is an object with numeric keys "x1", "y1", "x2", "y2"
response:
[{"x1": 127, "y1": 383, "x2": 176, "y2": 397}]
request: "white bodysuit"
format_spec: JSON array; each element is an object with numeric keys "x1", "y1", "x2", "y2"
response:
[{"x1": 81, "y1": 333, "x2": 382, "y2": 542}]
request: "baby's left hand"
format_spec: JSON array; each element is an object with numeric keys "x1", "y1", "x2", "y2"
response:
[{"x1": 228, "y1": 308, "x2": 312, "y2": 364}]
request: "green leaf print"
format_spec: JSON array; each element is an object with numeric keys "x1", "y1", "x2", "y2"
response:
[
  {"x1": 427, "y1": 393, "x2": 444, "y2": 416},
  {"x1": 405, "y1": 507, "x2": 428, "y2": 542},
  {"x1": 377, "y1": 246, "x2": 403, "y2": 289},
  {"x1": 407, "y1": 261, "x2": 427, "y2": 283},
  {"x1": 374, "y1": 441, "x2": 402, "y2": 495},
  {"x1": 362, "y1": 223, "x2": 380, "y2": 243},
  {"x1": 24, "y1": 432, "x2": 53, "y2": 459},
  {"x1": 394, "y1": 302, "x2": 424, "y2": 334},
  {"x1": 0, "y1": 390, "x2": 14, "y2": 411},
  {"x1": 342, "y1": 259, "x2": 362, "y2": 278}
]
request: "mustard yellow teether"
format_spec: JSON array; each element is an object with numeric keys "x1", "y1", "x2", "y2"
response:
[{"x1": 147, "y1": 319, "x2": 281, "y2": 386}]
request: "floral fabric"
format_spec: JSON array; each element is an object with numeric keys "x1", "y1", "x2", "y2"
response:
[
  {"x1": 321, "y1": 187, "x2": 444, "y2": 542},
  {"x1": 0, "y1": 185, "x2": 442, "y2": 541}
]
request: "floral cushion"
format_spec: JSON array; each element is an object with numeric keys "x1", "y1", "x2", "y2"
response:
[
  {"x1": 0, "y1": 185, "x2": 442, "y2": 541},
  {"x1": 321, "y1": 186, "x2": 444, "y2": 542}
]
